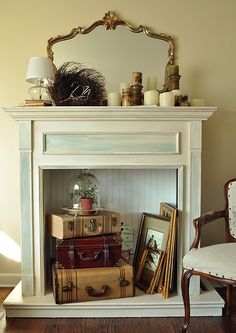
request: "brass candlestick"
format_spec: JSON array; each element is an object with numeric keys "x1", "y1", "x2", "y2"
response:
[
  {"x1": 167, "y1": 74, "x2": 181, "y2": 91},
  {"x1": 130, "y1": 84, "x2": 143, "y2": 105},
  {"x1": 122, "y1": 87, "x2": 132, "y2": 106},
  {"x1": 131, "y1": 72, "x2": 142, "y2": 86},
  {"x1": 130, "y1": 71, "x2": 143, "y2": 105}
]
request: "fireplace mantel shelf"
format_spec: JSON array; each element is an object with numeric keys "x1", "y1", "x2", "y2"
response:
[{"x1": 3, "y1": 105, "x2": 217, "y2": 121}]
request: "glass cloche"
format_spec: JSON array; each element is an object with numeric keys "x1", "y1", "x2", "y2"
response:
[{"x1": 66, "y1": 169, "x2": 101, "y2": 213}]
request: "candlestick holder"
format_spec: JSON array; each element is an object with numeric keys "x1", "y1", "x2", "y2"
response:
[
  {"x1": 122, "y1": 87, "x2": 132, "y2": 106},
  {"x1": 131, "y1": 72, "x2": 142, "y2": 86},
  {"x1": 130, "y1": 84, "x2": 143, "y2": 105},
  {"x1": 167, "y1": 74, "x2": 181, "y2": 91}
]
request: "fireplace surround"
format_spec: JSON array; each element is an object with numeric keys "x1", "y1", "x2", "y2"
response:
[{"x1": 2, "y1": 105, "x2": 224, "y2": 317}]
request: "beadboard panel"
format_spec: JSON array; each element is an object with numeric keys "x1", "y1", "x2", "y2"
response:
[{"x1": 45, "y1": 168, "x2": 177, "y2": 240}]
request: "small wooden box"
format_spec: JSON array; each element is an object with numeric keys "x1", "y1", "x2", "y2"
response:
[{"x1": 121, "y1": 223, "x2": 134, "y2": 251}]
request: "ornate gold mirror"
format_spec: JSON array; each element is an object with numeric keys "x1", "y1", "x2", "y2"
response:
[{"x1": 47, "y1": 11, "x2": 175, "y2": 93}]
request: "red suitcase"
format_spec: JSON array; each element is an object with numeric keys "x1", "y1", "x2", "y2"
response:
[{"x1": 55, "y1": 234, "x2": 121, "y2": 269}]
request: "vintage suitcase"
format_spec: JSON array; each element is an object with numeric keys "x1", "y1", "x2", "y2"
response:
[
  {"x1": 52, "y1": 259, "x2": 134, "y2": 304},
  {"x1": 55, "y1": 234, "x2": 121, "y2": 269},
  {"x1": 48, "y1": 210, "x2": 121, "y2": 239}
]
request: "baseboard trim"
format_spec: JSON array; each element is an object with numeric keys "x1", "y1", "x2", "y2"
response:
[{"x1": 0, "y1": 273, "x2": 20, "y2": 287}]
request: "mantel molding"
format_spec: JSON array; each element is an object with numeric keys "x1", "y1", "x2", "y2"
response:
[{"x1": 2, "y1": 106, "x2": 217, "y2": 122}]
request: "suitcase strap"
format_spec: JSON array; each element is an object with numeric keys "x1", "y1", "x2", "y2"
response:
[
  {"x1": 68, "y1": 240, "x2": 75, "y2": 268},
  {"x1": 103, "y1": 236, "x2": 109, "y2": 266},
  {"x1": 61, "y1": 268, "x2": 76, "y2": 304},
  {"x1": 119, "y1": 265, "x2": 129, "y2": 298}
]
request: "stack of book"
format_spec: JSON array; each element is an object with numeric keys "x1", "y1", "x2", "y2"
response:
[{"x1": 20, "y1": 99, "x2": 52, "y2": 107}]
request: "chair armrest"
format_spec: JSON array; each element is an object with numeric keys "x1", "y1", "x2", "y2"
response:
[{"x1": 190, "y1": 210, "x2": 226, "y2": 250}]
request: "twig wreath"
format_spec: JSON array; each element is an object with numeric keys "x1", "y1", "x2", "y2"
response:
[{"x1": 48, "y1": 62, "x2": 106, "y2": 106}]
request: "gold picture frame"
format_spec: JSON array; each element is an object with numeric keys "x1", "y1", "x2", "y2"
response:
[
  {"x1": 133, "y1": 213, "x2": 170, "y2": 293},
  {"x1": 135, "y1": 247, "x2": 165, "y2": 294},
  {"x1": 157, "y1": 203, "x2": 177, "y2": 298}
]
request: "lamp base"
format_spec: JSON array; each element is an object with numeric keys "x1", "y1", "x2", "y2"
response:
[{"x1": 28, "y1": 85, "x2": 51, "y2": 102}]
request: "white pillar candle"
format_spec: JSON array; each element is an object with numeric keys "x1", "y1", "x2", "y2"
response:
[
  {"x1": 107, "y1": 92, "x2": 121, "y2": 106},
  {"x1": 120, "y1": 82, "x2": 129, "y2": 95},
  {"x1": 190, "y1": 98, "x2": 206, "y2": 106},
  {"x1": 144, "y1": 90, "x2": 159, "y2": 105},
  {"x1": 159, "y1": 92, "x2": 175, "y2": 107},
  {"x1": 171, "y1": 89, "x2": 182, "y2": 96},
  {"x1": 146, "y1": 76, "x2": 157, "y2": 91}
]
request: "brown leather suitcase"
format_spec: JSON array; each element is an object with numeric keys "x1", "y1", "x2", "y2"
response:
[
  {"x1": 55, "y1": 234, "x2": 121, "y2": 269},
  {"x1": 48, "y1": 210, "x2": 121, "y2": 239},
  {"x1": 52, "y1": 259, "x2": 134, "y2": 304}
]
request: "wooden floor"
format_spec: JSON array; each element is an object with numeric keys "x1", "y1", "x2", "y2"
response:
[{"x1": 0, "y1": 287, "x2": 236, "y2": 333}]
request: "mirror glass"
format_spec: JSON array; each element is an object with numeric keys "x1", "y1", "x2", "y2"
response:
[{"x1": 47, "y1": 12, "x2": 175, "y2": 93}]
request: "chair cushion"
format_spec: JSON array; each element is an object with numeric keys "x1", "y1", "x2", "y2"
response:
[{"x1": 183, "y1": 242, "x2": 236, "y2": 280}]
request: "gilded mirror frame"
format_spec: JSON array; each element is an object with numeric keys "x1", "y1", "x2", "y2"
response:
[{"x1": 47, "y1": 11, "x2": 175, "y2": 92}]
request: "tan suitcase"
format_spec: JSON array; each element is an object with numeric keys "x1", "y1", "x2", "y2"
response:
[
  {"x1": 52, "y1": 259, "x2": 134, "y2": 304},
  {"x1": 48, "y1": 210, "x2": 121, "y2": 239}
]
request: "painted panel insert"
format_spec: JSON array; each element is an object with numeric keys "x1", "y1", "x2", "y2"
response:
[{"x1": 44, "y1": 132, "x2": 179, "y2": 155}]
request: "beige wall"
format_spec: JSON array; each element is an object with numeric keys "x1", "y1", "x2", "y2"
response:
[{"x1": 0, "y1": 0, "x2": 235, "y2": 277}]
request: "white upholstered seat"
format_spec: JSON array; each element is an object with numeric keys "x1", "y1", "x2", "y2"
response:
[
  {"x1": 181, "y1": 179, "x2": 236, "y2": 333},
  {"x1": 183, "y1": 242, "x2": 236, "y2": 280}
]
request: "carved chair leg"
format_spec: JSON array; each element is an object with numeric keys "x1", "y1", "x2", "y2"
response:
[
  {"x1": 181, "y1": 269, "x2": 193, "y2": 333},
  {"x1": 225, "y1": 284, "x2": 233, "y2": 316}
]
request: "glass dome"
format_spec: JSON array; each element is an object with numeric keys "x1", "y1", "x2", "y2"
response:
[{"x1": 67, "y1": 169, "x2": 100, "y2": 210}]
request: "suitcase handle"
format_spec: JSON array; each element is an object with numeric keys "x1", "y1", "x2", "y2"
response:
[
  {"x1": 85, "y1": 284, "x2": 109, "y2": 297},
  {"x1": 76, "y1": 251, "x2": 101, "y2": 261}
]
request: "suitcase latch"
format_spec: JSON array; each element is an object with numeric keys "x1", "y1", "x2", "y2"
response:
[
  {"x1": 112, "y1": 216, "x2": 117, "y2": 226},
  {"x1": 88, "y1": 219, "x2": 97, "y2": 232},
  {"x1": 119, "y1": 277, "x2": 129, "y2": 287},
  {"x1": 68, "y1": 221, "x2": 74, "y2": 232},
  {"x1": 62, "y1": 281, "x2": 74, "y2": 292}
]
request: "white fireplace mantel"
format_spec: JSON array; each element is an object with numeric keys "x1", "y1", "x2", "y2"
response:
[
  {"x1": 4, "y1": 105, "x2": 215, "y2": 121},
  {"x1": 2, "y1": 105, "x2": 224, "y2": 317}
]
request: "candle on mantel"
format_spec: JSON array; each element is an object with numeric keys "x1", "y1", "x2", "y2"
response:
[
  {"x1": 167, "y1": 64, "x2": 179, "y2": 75},
  {"x1": 145, "y1": 76, "x2": 157, "y2": 91},
  {"x1": 120, "y1": 82, "x2": 129, "y2": 95},
  {"x1": 190, "y1": 98, "x2": 206, "y2": 106},
  {"x1": 171, "y1": 90, "x2": 182, "y2": 106},
  {"x1": 159, "y1": 92, "x2": 175, "y2": 107},
  {"x1": 108, "y1": 92, "x2": 121, "y2": 106},
  {"x1": 171, "y1": 89, "x2": 182, "y2": 96},
  {"x1": 144, "y1": 90, "x2": 159, "y2": 105}
]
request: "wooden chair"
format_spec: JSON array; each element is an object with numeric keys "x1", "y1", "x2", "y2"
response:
[{"x1": 181, "y1": 178, "x2": 236, "y2": 332}]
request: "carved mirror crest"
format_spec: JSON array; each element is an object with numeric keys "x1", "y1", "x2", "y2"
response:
[{"x1": 47, "y1": 11, "x2": 175, "y2": 93}]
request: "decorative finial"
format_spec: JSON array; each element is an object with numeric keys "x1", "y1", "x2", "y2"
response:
[{"x1": 102, "y1": 11, "x2": 118, "y2": 30}]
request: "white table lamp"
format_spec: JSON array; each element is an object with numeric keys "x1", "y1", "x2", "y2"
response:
[{"x1": 26, "y1": 57, "x2": 54, "y2": 100}]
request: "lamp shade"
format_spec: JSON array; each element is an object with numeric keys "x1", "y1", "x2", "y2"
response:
[{"x1": 26, "y1": 57, "x2": 54, "y2": 84}]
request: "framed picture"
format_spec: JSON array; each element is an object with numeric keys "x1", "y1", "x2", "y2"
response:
[
  {"x1": 133, "y1": 212, "x2": 170, "y2": 292},
  {"x1": 135, "y1": 247, "x2": 166, "y2": 294},
  {"x1": 158, "y1": 203, "x2": 177, "y2": 298}
]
